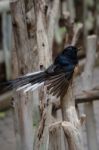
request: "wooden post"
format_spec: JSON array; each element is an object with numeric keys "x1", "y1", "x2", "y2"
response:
[
  {"x1": 33, "y1": 0, "x2": 61, "y2": 149},
  {"x1": 61, "y1": 85, "x2": 84, "y2": 150},
  {"x1": 83, "y1": 0, "x2": 87, "y2": 39},
  {"x1": 67, "y1": 0, "x2": 75, "y2": 21},
  {"x1": 10, "y1": 0, "x2": 38, "y2": 149},
  {"x1": 48, "y1": 122, "x2": 66, "y2": 150},
  {"x1": 2, "y1": 12, "x2": 12, "y2": 80},
  {"x1": 82, "y1": 35, "x2": 98, "y2": 150},
  {"x1": 48, "y1": 0, "x2": 60, "y2": 55},
  {"x1": 61, "y1": 24, "x2": 84, "y2": 150}
]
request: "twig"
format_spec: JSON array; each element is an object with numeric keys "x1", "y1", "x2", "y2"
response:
[
  {"x1": 71, "y1": 23, "x2": 83, "y2": 46},
  {"x1": 37, "y1": 110, "x2": 46, "y2": 140},
  {"x1": 76, "y1": 90, "x2": 99, "y2": 103}
]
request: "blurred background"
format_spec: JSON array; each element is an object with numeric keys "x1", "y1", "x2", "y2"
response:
[{"x1": 0, "y1": 0, "x2": 99, "y2": 150}]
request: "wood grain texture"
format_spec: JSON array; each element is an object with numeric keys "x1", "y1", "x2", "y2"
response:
[
  {"x1": 82, "y1": 35, "x2": 98, "y2": 150},
  {"x1": 60, "y1": 24, "x2": 84, "y2": 150},
  {"x1": 10, "y1": 0, "x2": 38, "y2": 149}
]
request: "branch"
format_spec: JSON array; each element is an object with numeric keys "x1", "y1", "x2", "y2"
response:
[
  {"x1": 48, "y1": 0, "x2": 60, "y2": 53},
  {"x1": 67, "y1": 0, "x2": 75, "y2": 22},
  {"x1": 56, "y1": 21, "x2": 83, "y2": 149},
  {"x1": 37, "y1": 110, "x2": 46, "y2": 140},
  {"x1": 62, "y1": 121, "x2": 83, "y2": 150},
  {"x1": 61, "y1": 12, "x2": 74, "y2": 45},
  {"x1": 35, "y1": 0, "x2": 51, "y2": 67},
  {"x1": 71, "y1": 23, "x2": 83, "y2": 46},
  {"x1": 48, "y1": 121, "x2": 68, "y2": 150},
  {"x1": 76, "y1": 90, "x2": 99, "y2": 104}
]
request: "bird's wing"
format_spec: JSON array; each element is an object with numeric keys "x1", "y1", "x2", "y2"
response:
[
  {"x1": 45, "y1": 71, "x2": 73, "y2": 98},
  {"x1": 0, "y1": 64, "x2": 74, "y2": 98},
  {"x1": 45, "y1": 64, "x2": 58, "y2": 74}
]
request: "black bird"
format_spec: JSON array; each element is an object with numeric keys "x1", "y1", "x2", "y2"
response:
[{"x1": 0, "y1": 46, "x2": 78, "y2": 97}]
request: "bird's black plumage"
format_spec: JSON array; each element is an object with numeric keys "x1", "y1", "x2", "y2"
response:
[{"x1": 0, "y1": 46, "x2": 78, "y2": 97}]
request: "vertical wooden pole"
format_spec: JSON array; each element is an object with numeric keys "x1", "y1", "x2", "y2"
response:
[
  {"x1": 61, "y1": 85, "x2": 84, "y2": 150},
  {"x1": 67, "y1": 0, "x2": 75, "y2": 21},
  {"x1": 61, "y1": 24, "x2": 84, "y2": 150},
  {"x1": 10, "y1": 0, "x2": 37, "y2": 149},
  {"x1": 82, "y1": 35, "x2": 98, "y2": 150},
  {"x1": 2, "y1": 12, "x2": 12, "y2": 80},
  {"x1": 33, "y1": 0, "x2": 62, "y2": 149},
  {"x1": 83, "y1": 0, "x2": 88, "y2": 50}
]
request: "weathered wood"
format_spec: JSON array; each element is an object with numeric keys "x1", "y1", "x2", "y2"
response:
[
  {"x1": 56, "y1": 109, "x2": 67, "y2": 150},
  {"x1": 9, "y1": 1, "x2": 85, "y2": 150},
  {"x1": 35, "y1": 0, "x2": 51, "y2": 68},
  {"x1": 61, "y1": 23, "x2": 84, "y2": 150},
  {"x1": 61, "y1": 0, "x2": 68, "y2": 18},
  {"x1": 48, "y1": 122, "x2": 66, "y2": 150},
  {"x1": 0, "y1": 91, "x2": 12, "y2": 111},
  {"x1": 62, "y1": 121, "x2": 82, "y2": 150},
  {"x1": 61, "y1": 84, "x2": 83, "y2": 150},
  {"x1": 33, "y1": 1, "x2": 52, "y2": 149},
  {"x1": 76, "y1": 90, "x2": 99, "y2": 103},
  {"x1": 0, "y1": 51, "x2": 4, "y2": 63},
  {"x1": 96, "y1": 0, "x2": 99, "y2": 42},
  {"x1": 47, "y1": 1, "x2": 66, "y2": 149},
  {"x1": 0, "y1": 1, "x2": 10, "y2": 13},
  {"x1": 33, "y1": 1, "x2": 62, "y2": 150},
  {"x1": 2, "y1": 12, "x2": 12, "y2": 80},
  {"x1": 71, "y1": 23, "x2": 83, "y2": 46},
  {"x1": 51, "y1": 102, "x2": 67, "y2": 150},
  {"x1": 52, "y1": 90, "x2": 99, "y2": 110},
  {"x1": 67, "y1": 0, "x2": 75, "y2": 21},
  {"x1": 26, "y1": 2, "x2": 40, "y2": 146},
  {"x1": 10, "y1": 0, "x2": 37, "y2": 149},
  {"x1": 48, "y1": 0, "x2": 60, "y2": 55},
  {"x1": 82, "y1": 35, "x2": 98, "y2": 150},
  {"x1": 1, "y1": 88, "x2": 99, "y2": 112}
]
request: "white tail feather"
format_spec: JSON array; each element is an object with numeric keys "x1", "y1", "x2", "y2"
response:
[
  {"x1": 23, "y1": 82, "x2": 44, "y2": 93},
  {"x1": 31, "y1": 82, "x2": 44, "y2": 91},
  {"x1": 24, "y1": 83, "x2": 39, "y2": 93},
  {"x1": 25, "y1": 71, "x2": 43, "y2": 76},
  {"x1": 16, "y1": 83, "x2": 31, "y2": 91}
]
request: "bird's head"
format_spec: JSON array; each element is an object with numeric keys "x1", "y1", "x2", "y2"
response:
[{"x1": 62, "y1": 46, "x2": 78, "y2": 65}]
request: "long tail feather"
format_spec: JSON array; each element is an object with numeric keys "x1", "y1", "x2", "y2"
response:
[
  {"x1": 0, "y1": 71, "x2": 45, "y2": 94},
  {"x1": 0, "y1": 69, "x2": 73, "y2": 98}
]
